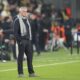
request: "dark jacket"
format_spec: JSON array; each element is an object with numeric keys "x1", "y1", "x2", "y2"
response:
[{"x1": 13, "y1": 16, "x2": 31, "y2": 42}]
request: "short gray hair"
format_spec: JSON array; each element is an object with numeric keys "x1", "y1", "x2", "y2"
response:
[{"x1": 19, "y1": 7, "x2": 27, "y2": 12}]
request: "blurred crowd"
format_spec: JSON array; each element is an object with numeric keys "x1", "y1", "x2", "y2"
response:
[{"x1": 0, "y1": 0, "x2": 80, "y2": 61}]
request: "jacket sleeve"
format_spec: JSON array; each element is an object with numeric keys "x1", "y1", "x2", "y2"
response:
[{"x1": 13, "y1": 18, "x2": 21, "y2": 42}]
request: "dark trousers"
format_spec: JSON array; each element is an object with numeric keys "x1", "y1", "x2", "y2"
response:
[
  {"x1": 32, "y1": 36, "x2": 40, "y2": 55},
  {"x1": 17, "y1": 39, "x2": 34, "y2": 74},
  {"x1": 65, "y1": 34, "x2": 72, "y2": 48}
]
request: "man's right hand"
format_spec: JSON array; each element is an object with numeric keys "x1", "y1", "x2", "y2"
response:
[{"x1": 0, "y1": 29, "x2": 3, "y2": 36}]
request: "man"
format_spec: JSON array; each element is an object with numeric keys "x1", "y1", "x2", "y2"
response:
[
  {"x1": 30, "y1": 13, "x2": 41, "y2": 55},
  {"x1": 13, "y1": 6, "x2": 36, "y2": 77}
]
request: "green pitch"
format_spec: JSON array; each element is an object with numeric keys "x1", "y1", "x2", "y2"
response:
[{"x1": 0, "y1": 49, "x2": 80, "y2": 80}]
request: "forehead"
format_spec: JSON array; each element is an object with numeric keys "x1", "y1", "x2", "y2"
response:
[{"x1": 19, "y1": 7, "x2": 27, "y2": 12}]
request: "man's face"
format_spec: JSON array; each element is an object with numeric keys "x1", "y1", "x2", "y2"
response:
[
  {"x1": 19, "y1": 7, "x2": 28, "y2": 17},
  {"x1": 22, "y1": 10, "x2": 27, "y2": 17}
]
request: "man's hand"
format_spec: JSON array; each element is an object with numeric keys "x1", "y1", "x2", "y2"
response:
[
  {"x1": 0, "y1": 29, "x2": 3, "y2": 36},
  {"x1": 43, "y1": 29, "x2": 48, "y2": 32}
]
